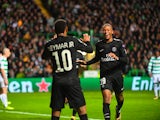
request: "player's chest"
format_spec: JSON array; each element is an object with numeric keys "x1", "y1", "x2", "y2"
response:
[{"x1": 98, "y1": 44, "x2": 119, "y2": 55}]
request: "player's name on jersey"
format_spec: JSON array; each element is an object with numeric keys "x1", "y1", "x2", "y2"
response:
[{"x1": 48, "y1": 41, "x2": 74, "y2": 51}]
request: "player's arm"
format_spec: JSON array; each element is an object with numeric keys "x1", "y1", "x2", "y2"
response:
[
  {"x1": 77, "y1": 56, "x2": 99, "y2": 66},
  {"x1": 42, "y1": 43, "x2": 50, "y2": 60},
  {"x1": 0, "y1": 68, "x2": 8, "y2": 85},
  {"x1": 77, "y1": 34, "x2": 93, "y2": 53},
  {"x1": 117, "y1": 41, "x2": 128, "y2": 64},
  {"x1": 86, "y1": 46, "x2": 100, "y2": 65},
  {"x1": 148, "y1": 58, "x2": 153, "y2": 77},
  {"x1": 77, "y1": 43, "x2": 100, "y2": 65},
  {"x1": 77, "y1": 44, "x2": 99, "y2": 65}
]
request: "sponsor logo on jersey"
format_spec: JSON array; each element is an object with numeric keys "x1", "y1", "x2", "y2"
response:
[{"x1": 101, "y1": 54, "x2": 116, "y2": 62}]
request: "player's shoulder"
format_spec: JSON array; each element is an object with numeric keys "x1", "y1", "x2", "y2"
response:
[
  {"x1": 63, "y1": 36, "x2": 79, "y2": 43},
  {"x1": 0, "y1": 56, "x2": 5, "y2": 62},
  {"x1": 69, "y1": 35, "x2": 76, "y2": 39},
  {"x1": 151, "y1": 56, "x2": 160, "y2": 59},
  {"x1": 150, "y1": 56, "x2": 156, "y2": 60},
  {"x1": 0, "y1": 55, "x2": 5, "y2": 59},
  {"x1": 71, "y1": 36, "x2": 81, "y2": 41},
  {"x1": 96, "y1": 39, "x2": 104, "y2": 45},
  {"x1": 113, "y1": 38, "x2": 125, "y2": 48},
  {"x1": 113, "y1": 38, "x2": 123, "y2": 43},
  {"x1": 45, "y1": 38, "x2": 55, "y2": 44},
  {"x1": 45, "y1": 37, "x2": 67, "y2": 44}
]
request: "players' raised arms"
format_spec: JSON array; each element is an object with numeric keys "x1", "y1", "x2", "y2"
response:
[{"x1": 80, "y1": 33, "x2": 91, "y2": 42}]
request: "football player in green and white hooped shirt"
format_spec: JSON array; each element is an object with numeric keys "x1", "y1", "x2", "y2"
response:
[
  {"x1": 0, "y1": 48, "x2": 14, "y2": 110},
  {"x1": 148, "y1": 49, "x2": 160, "y2": 100}
]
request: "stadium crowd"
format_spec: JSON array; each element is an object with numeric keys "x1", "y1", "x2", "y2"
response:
[{"x1": 0, "y1": 0, "x2": 160, "y2": 78}]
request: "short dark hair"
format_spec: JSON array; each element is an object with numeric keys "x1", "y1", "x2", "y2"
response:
[
  {"x1": 153, "y1": 48, "x2": 160, "y2": 53},
  {"x1": 54, "y1": 19, "x2": 67, "y2": 34}
]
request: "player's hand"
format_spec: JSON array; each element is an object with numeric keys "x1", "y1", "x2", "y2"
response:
[
  {"x1": 80, "y1": 33, "x2": 90, "y2": 42},
  {"x1": 53, "y1": 34, "x2": 57, "y2": 39},
  {"x1": 108, "y1": 52, "x2": 119, "y2": 60},
  {"x1": 76, "y1": 60, "x2": 87, "y2": 65},
  {"x1": 80, "y1": 64, "x2": 87, "y2": 68}
]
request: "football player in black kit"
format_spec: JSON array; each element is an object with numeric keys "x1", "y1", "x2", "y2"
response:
[
  {"x1": 42, "y1": 19, "x2": 93, "y2": 120},
  {"x1": 78, "y1": 23, "x2": 128, "y2": 120},
  {"x1": 71, "y1": 50, "x2": 86, "y2": 120}
]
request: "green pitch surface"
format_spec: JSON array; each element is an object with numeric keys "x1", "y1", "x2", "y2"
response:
[{"x1": 0, "y1": 91, "x2": 160, "y2": 120}]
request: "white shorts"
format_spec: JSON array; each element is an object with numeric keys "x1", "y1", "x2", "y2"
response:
[{"x1": 152, "y1": 74, "x2": 160, "y2": 84}]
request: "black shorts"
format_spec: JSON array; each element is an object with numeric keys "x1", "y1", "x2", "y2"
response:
[
  {"x1": 100, "y1": 71, "x2": 124, "y2": 94},
  {"x1": 50, "y1": 82, "x2": 86, "y2": 110}
]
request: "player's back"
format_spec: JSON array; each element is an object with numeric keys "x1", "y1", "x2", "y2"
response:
[{"x1": 42, "y1": 36, "x2": 92, "y2": 85}]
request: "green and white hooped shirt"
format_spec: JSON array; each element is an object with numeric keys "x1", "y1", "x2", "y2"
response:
[
  {"x1": 0, "y1": 56, "x2": 8, "y2": 80},
  {"x1": 148, "y1": 56, "x2": 160, "y2": 74}
]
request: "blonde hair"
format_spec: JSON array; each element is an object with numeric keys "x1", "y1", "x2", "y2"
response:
[
  {"x1": 3, "y1": 48, "x2": 10, "y2": 55},
  {"x1": 102, "y1": 23, "x2": 113, "y2": 30},
  {"x1": 3, "y1": 48, "x2": 9, "y2": 53}
]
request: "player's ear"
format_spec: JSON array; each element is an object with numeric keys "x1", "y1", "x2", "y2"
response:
[
  {"x1": 64, "y1": 26, "x2": 68, "y2": 36},
  {"x1": 112, "y1": 30, "x2": 115, "y2": 35},
  {"x1": 65, "y1": 26, "x2": 68, "y2": 33}
]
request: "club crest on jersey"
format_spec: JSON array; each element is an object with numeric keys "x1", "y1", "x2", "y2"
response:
[{"x1": 112, "y1": 47, "x2": 117, "y2": 52}]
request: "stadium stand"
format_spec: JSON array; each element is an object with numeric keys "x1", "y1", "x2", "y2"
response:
[{"x1": 0, "y1": 0, "x2": 160, "y2": 78}]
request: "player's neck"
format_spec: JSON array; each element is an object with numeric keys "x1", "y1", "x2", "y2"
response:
[
  {"x1": 57, "y1": 33, "x2": 65, "y2": 37},
  {"x1": 57, "y1": 31, "x2": 67, "y2": 37},
  {"x1": 106, "y1": 38, "x2": 113, "y2": 43},
  {"x1": 2, "y1": 55, "x2": 7, "y2": 59}
]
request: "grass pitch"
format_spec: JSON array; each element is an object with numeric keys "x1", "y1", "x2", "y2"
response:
[{"x1": 0, "y1": 91, "x2": 160, "y2": 120}]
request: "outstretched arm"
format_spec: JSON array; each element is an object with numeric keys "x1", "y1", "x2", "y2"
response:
[
  {"x1": 76, "y1": 56, "x2": 99, "y2": 66},
  {"x1": 77, "y1": 46, "x2": 100, "y2": 65},
  {"x1": 76, "y1": 34, "x2": 93, "y2": 53},
  {"x1": 42, "y1": 42, "x2": 51, "y2": 60}
]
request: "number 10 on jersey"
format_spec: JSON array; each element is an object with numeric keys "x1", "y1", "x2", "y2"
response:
[{"x1": 52, "y1": 50, "x2": 73, "y2": 73}]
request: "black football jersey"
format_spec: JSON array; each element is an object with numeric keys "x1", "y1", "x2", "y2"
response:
[
  {"x1": 76, "y1": 51, "x2": 85, "y2": 69},
  {"x1": 42, "y1": 36, "x2": 93, "y2": 85},
  {"x1": 87, "y1": 38, "x2": 128, "y2": 77}
]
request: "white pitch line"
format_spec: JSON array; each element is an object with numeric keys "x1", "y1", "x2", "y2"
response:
[
  {"x1": 0, "y1": 110, "x2": 103, "y2": 120},
  {"x1": 0, "y1": 110, "x2": 69, "y2": 119},
  {"x1": 0, "y1": 110, "x2": 50, "y2": 116}
]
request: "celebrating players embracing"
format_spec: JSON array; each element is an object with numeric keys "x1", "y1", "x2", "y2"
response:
[{"x1": 42, "y1": 19, "x2": 93, "y2": 120}]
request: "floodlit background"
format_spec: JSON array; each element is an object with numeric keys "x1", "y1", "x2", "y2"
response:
[{"x1": 0, "y1": 0, "x2": 160, "y2": 120}]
